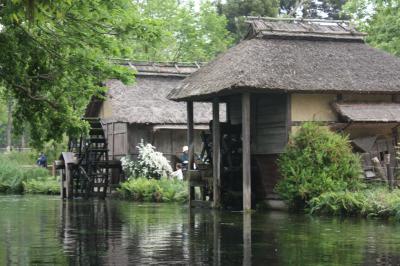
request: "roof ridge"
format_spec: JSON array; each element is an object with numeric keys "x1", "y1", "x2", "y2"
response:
[
  {"x1": 244, "y1": 16, "x2": 365, "y2": 41},
  {"x1": 245, "y1": 16, "x2": 351, "y2": 24},
  {"x1": 110, "y1": 59, "x2": 205, "y2": 67}
]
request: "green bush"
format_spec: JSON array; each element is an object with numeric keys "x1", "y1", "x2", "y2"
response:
[
  {"x1": 118, "y1": 178, "x2": 188, "y2": 203},
  {"x1": 23, "y1": 176, "x2": 60, "y2": 195},
  {"x1": 0, "y1": 152, "x2": 55, "y2": 193},
  {"x1": 0, "y1": 155, "x2": 50, "y2": 193},
  {"x1": 309, "y1": 187, "x2": 400, "y2": 219},
  {"x1": 275, "y1": 122, "x2": 364, "y2": 208}
]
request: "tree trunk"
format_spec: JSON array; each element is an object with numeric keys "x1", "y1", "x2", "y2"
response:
[{"x1": 6, "y1": 99, "x2": 12, "y2": 151}]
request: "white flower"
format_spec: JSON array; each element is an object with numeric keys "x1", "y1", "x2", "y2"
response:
[{"x1": 120, "y1": 140, "x2": 172, "y2": 179}]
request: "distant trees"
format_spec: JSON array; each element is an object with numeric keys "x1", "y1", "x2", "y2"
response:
[
  {"x1": 344, "y1": 0, "x2": 400, "y2": 56},
  {"x1": 132, "y1": 0, "x2": 233, "y2": 62},
  {"x1": 281, "y1": 0, "x2": 349, "y2": 19},
  {"x1": 0, "y1": 1, "x2": 160, "y2": 147},
  {"x1": 216, "y1": 0, "x2": 280, "y2": 40},
  {"x1": 0, "y1": 0, "x2": 232, "y2": 148},
  {"x1": 1, "y1": 0, "x2": 398, "y2": 149}
]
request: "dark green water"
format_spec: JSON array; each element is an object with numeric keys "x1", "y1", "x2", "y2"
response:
[{"x1": 1, "y1": 196, "x2": 400, "y2": 265}]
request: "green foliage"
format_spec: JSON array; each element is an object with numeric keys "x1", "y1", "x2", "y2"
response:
[
  {"x1": 23, "y1": 176, "x2": 59, "y2": 195},
  {"x1": 217, "y1": 0, "x2": 280, "y2": 40},
  {"x1": 133, "y1": 0, "x2": 233, "y2": 62},
  {"x1": 118, "y1": 178, "x2": 188, "y2": 203},
  {"x1": 0, "y1": 153, "x2": 49, "y2": 193},
  {"x1": 33, "y1": 138, "x2": 68, "y2": 163},
  {"x1": 309, "y1": 187, "x2": 400, "y2": 219},
  {"x1": 275, "y1": 122, "x2": 363, "y2": 207},
  {"x1": 0, "y1": 0, "x2": 160, "y2": 148},
  {"x1": 0, "y1": 151, "x2": 36, "y2": 165},
  {"x1": 343, "y1": 0, "x2": 400, "y2": 56},
  {"x1": 280, "y1": 0, "x2": 349, "y2": 19}
]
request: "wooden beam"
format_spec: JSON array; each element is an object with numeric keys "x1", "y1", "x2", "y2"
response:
[
  {"x1": 187, "y1": 101, "x2": 195, "y2": 206},
  {"x1": 243, "y1": 212, "x2": 252, "y2": 266},
  {"x1": 212, "y1": 98, "x2": 221, "y2": 208},
  {"x1": 187, "y1": 101, "x2": 194, "y2": 170},
  {"x1": 242, "y1": 93, "x2": 251, "y2": 211}
]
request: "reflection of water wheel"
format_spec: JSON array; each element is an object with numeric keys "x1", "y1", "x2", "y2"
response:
[{"x1": 58, "y1": 117, "x2": 122, "y2": 198}]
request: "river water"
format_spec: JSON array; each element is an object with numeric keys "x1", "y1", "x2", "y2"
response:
[{"x1": 1, "y1": 195, "x2": 400, "y2": 265}]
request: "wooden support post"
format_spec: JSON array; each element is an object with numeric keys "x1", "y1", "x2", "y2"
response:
[
  {"x1": 187, "y1": 101, "x2": 195, "y2": 205},
  {"x1": 242, "y1": 93, "x2": 252, "y2": 211},
  {"x1": 213, "y1": 98, "x2": 221, "y2": 208},
  {"x1": 213, "y1": 211, "x2": 221, "y2": 266},
  {"x1": 385, "y1": 154, "x2": 393, "y2": 191},
  {"x1": 243, "y1": 212, "x2": 252, "y2": 266},
  {"x1": 60, "y1": 169, "x2": 65, "y2": 199},
  {"x1": 65, "y1": 164, "x2": 73, "y2": 199},
  {"x1": 187, "y1": 101, "x2": 195, "y2": 170}
]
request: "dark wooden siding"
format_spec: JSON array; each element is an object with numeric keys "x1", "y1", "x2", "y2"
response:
[
  {"x1": 105, "y1": 122, "x2": 128, "y2": 159},
  {"x1": 252, "y1": 94, "x2": 288, "y2": 155},
  {"x1": 127, "y1": 124, "x2": 151, "y2": 157},
  {"x1": 153, "y1": 129, "x2": 204, "y2": 166},
  {"x1": 226, "y1": 95, "x2": 242, "y2": 125}
]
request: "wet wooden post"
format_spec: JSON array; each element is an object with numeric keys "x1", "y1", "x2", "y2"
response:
[
  {"x1": 65, "y1": 163, "x2": 72, "y2": 199},
  {"x1": 243, "y1": 212, "x2": 252, "y2": 266},
  {"x1": 385, "y1": 154, "x2": 393, "y2": 191},
  {"x1": 187, "y1": 101, "x2": 195, "y2": 205},
  {"x1": 213, "y1": 210, "x2": 221, "y2": 266},
  {"x1": 60, "y1": 168, "x2": 65, "y2": 199},
  {"x1": 242, "y1": 93, "x2": 251, "y2": 211},
  {"x1": 213, "y1": 98, "x2": 221, "y2": 208}
]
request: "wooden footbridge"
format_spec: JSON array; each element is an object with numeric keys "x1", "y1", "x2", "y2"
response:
[{"x1": 56, "y1": 118, "x2": 123, "y2": 199}]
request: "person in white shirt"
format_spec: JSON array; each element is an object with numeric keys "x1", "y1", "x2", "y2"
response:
[{"x1": 171, "y1": 163, "x2": 183, "y2": 180}]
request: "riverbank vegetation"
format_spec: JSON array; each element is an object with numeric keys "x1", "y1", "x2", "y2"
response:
[
  {"x1": 275, "y1": 122, "x2": 364, "y2": 208},
  {"x1": 119, "y1": 143, "x2": 186, "y2": 203},
  {"x1": 309, "y1": 187, "x2": 400, "y2": 219},
  {"x1": 118, "y1": 178, "x2": 188, "y2": 203},
  {"x1": 276, "y1": 122, "x2": 400, "y2": 220},
  {"x1": 0, "y1": 152, "x2": 59, "y2": 194}
]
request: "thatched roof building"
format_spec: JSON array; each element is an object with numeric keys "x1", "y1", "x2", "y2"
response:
[
  {"x1": 168, "y1": 18, "x2": 400, "y2": 101},
  {"x1": 87, "y1": 61, "x2": 224, "y2": 162},
  {"x1": 168, "y1": 18, "x2": 400, "y2": 210}
]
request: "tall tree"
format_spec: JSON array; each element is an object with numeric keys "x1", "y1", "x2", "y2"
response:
[
  {"x1": 6, "y1": 99, "x2": 12, "y2": 151},
  {"x1": 344, "y1": 0, "x2": 400, "y2": 56},
  {"x1": 132, "y1": 0, "x2": 233, "y2": 62},
  {"x1": 281, "y1": 0, "x2": 348, "y2": 19},
  {"x1": 216, "y1": 0, "x2": 280, "y2": 40},
  {"x1": 0, "y1": 1, "x2": 160, "y2": 148}
]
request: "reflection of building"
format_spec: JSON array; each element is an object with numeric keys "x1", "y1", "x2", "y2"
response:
[
  {"x1": 168, "y1": 17, "x2": 400, "y2": 210},
  {"x1": 85, "y1": 61, "x2": 225, "y2": 165}
]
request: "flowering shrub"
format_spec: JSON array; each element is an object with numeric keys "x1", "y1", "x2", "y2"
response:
[{"x1": 121, "y1": 141, "x2": 172, "y2": 179}]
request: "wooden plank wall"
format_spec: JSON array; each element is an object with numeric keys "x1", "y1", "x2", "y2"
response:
[
  {"x1": 105, "y1": 122, "x2": 128, "y2": 159},
  {"x1": 127, "y1": 124, "x2": 151, "y2": 158},
  {"x1": 252, "y1": 94, "x2": 288, "y2": 155}
]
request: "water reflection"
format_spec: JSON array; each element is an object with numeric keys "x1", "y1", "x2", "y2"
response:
[{"x1": 2, "y1": 196, "x2": 400, "y2": 265}]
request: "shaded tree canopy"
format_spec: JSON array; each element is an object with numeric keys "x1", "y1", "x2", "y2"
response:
[
  {"x1": 281, "y1": 0, "x2": 348, "y2": 19},
  {"x1": 217, "y1": 0, "x2": 350, "y2": 40},
  {"x1": 344, "y1": 0, "x2": 400, "y2": 56},
  {"x1": 132, "y1": 0, "x2": 233, "y2": 62},
  {"x1": 0, "y1": 0, "x2": 232, "y2": 148},
  {"x1": 216, "y1": 0, "x2": 280, "y2": 39}
]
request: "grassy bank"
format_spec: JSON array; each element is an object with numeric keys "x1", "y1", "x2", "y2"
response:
[
  {"x1": 117, "y1": 178, "x2": 188, "y2": 203},
  {"x1": 0, "y1": 152, "x2": 59, "y2": 195},
  {"x1": 309, "y1": 186, "x2": 400, "y2": 219}
]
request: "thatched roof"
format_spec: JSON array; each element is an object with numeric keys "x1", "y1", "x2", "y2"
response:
[
  {"x1": 334, "y1": 103, "x2": 400, "y2": 122},
  {"x1": 168, "y1": 18, "x2": 400, "y2": 101},
  {"x1": 112, "y1": 60, "x2": 202, "y2": 77},
  {"x1": 97, "y1": 62, "x2": 223, "y2": 125}
]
